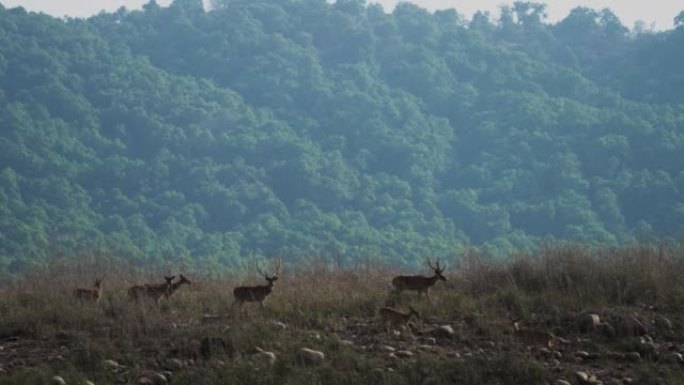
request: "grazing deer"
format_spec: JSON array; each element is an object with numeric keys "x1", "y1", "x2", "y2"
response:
[
  {"x1": 391, "y1": 258, "x2": 446, "y2": 299},
  {"x1": 128, "y1": 276, "x2": 175, "y2": 304},
  {"x1": 511, "y1": 318, "x2": 555, "y2": 349},
  {"x1": 164, "y1": 274, "x2": 192, "y2": 299},
  {"x1": 74, "y1": 278, "x2": 103, "y2": 303},
  {"x1": 233, "y1": 259, "x2": 281, "y2": 308},
  {"x1": 378, "y1": 306, "x2": 420, "y2": 340}
]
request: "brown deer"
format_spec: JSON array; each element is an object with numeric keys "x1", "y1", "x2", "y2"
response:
[
  {"x1": 511, "y1": 318, "x2": 555, "y2": 349},
  {"x1": 391, "y1": 258, "x2": 446, "y2": 299},
  {"x1": 378, "y1": 306, "x2": 420, "y2": 331},
  {"x1": 128, "y1": 276, "x2": 175, "y2": 304},
  {"x1": 233, "y1": 259, "x2": 281, "y2": 308},
  {"x1": 74, "y1": 278, "x2": 103, "y2": 303},
  {"x1": 164, "y1": 274, "x2": 192, "y2": 299}
]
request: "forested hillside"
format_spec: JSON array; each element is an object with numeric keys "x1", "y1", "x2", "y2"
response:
[{"x1": 1, "y1": 0, "x2": 683, "y2": 272}]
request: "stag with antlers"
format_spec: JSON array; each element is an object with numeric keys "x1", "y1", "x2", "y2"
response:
[
  {"x1": 233, "y1": 258, "x2": 282, "y2": 308},
  {"x1": 391, "y1": 258, "x2": 446, "y2": 299}
]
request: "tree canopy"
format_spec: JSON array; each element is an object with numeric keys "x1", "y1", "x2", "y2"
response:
[{"x1": 1, "y1": 0, "x2": 683, "y2": 272}]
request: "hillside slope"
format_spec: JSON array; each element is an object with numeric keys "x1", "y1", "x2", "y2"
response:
[{"x1": 1, "y1": 1, "x2": 684, "y2": 270}]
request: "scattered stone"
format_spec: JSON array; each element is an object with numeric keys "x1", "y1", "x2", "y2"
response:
[
  {"x1": 136, "y1": 378, "x2": 153, "y2": 385},
  {"x1": 555, "y1": 380, "x2": 571, "y2": 385},
  {"x1": 297, "y1": 348, "x2": 325, "y2": 366},
  {"x1": 394, "y1": 350, "x2": 414, "y2": 358},
  {"x1": 272, "y1": 321, "x2": 287, "y2": 331},
  {"x1": 637, "y1": 341, "x2": 658, "y2": 357},
  {"x1": 84, "y1": 381, "x2": 95, "y2": 385},
  {"x1": 52, "y1": 376, "x2": 67, "y2": 385},
  {"x1": 158, "y1": 372, "x2": 171, "y2": 383},
  {"x1": 575, "y1": 351, "x2": 591, "y2": 360},
  {"x1": 164, "y1": 358, "x2": 183, "y2": 371},
  {"x1": 665, "y1": 352, "x2": 683, "y2": 364},
  {"x1": 425, "y1": 337, "x2": 437, "y2": 345},
  {"x1": 339, "y1": 339, "x2": 354, "y2": 347},
  {"x1": 624, "y1": 352, "x2": 641, "y2": 362},
  {"x1": 376, "y1": 345, "x2": 395, "y2": 353},
  {"x1": 577, "y1": 313, "x2": 601, "y2": 333},
  {"x1": 432, "y1": 325, "x2": 455, "y2": 338},
  {"x1": 104, "y1": 360, "x2": 120, "y2": 370},
  {"x1": 140, "y1": 371, "x2": 167, "y2": 385},
  {"x1": 254, "y1": 347, "x2": 276, "y2": 366},
  {"x1": 575, "y1": 371, "x2": 590, "y2": 384},
  {"x1": 654, "y1": 314, "x2": 673, "y2": 330}
]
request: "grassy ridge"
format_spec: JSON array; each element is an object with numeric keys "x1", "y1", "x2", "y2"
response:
[{"x1": 1, "y1": 245, "x2": 684, "y2": 384}]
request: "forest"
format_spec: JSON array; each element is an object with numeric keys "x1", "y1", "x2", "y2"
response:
[{"x1": 1, "y1": 0, "x2": 684, "y2": 273}]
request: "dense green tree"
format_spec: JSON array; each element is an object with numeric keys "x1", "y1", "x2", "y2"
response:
[{"x1": 0, "y1": 1, "x2": 683, "y2": 271}]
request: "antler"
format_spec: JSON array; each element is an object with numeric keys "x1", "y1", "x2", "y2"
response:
[
  {"x1": 273, "y1": 257, "x2": 282, "y2": 277},
  {"x1": 427, "y1": 258, "x2": 445, "y2": 272},
  {"x1": 256, "y1": 262, "x2": 269, "y2": 278}
]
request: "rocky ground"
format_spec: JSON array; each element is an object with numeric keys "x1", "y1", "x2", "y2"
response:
[{"x1": 2, "y1": 247, "x2": 684, "y2": 385}]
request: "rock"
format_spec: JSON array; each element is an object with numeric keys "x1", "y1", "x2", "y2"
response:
[
  {"x1": 52, "y1": 376, "x2": 67, "y2": 385},
  {"x1": 339, "y1": 339, "x2": 354, "y2": 347},
  {"x1": 272, "y1": 321, "x2": 287, "y2": 331},
  {"x1": 665, "y1": 352, "x2": 683, "y2": 364},
  {"x1": 136, "y1": 378, "x2": 154, "y2": 385},
  {"x1": 555, "y1": 380, "x2": 571, "y2": 385},
  {"x1": 425, "y1": 337, "x2": 437, "y2": 345},
  {"x1": 577, "y1": 313, "x2": 601, "y2": 333},
  {"x1": 624, "y1": 352, "x2": 641, "y2": 362},
  {"x1": 432, "y1": 325, "x2": 455, "y2": 338},
  {"x1": 164, "y1": 358, "x2": 183, "y2": 371},
  {"x1": 575, "y1": 371, "x2": 590, "y2": 384},
  {"x1": 140, "y1": 371, "x2": 167, "y2": 385},
  {"x1": 254, "y1": 347, "x2": 276, "y2": 366},
  {"x1": 160, "y1": 371, "x2": 173, "y2": 381},
  {"x1": 297, "y1": 348, "x2": 325, "y2": 366},
  {"x1": 654, "y1": 314, "x2": 673, "y2": 330},
  {"x1": 637, "y1": 341, "x2": 658, "y2": 357},
  {"x1": 575, "y1": 351, "x2": 591, "y2": 360},
  {"x1": 394, "y1": 350, "x2": 414, "y2": 358},
  {"x1": 376, "y1": 345, "x2": 395, "y2": 353},
  {"x1": 103, "y1": 360, "x2": 120, "y2": 370},
  {"x1": 83, "y1": 381, "x2": 95, "y2": 385}
]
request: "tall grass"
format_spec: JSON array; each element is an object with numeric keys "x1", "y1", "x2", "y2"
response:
[{"x1": 1, "y1": 244, "x2": 684, "y2": 384}]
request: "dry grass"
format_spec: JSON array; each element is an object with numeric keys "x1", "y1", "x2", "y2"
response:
[{"x1": 1, "y1": 244, "x2": 684, "y2": 384}]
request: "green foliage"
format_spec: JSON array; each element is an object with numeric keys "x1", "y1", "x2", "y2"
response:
[{"x1": 1, "y1": 2, "x2": 684, "y2": 270}]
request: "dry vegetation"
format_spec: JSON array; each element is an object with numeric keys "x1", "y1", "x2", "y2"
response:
[{"x1": 2, "y1": 245, "x2": 684, "y2": 385}]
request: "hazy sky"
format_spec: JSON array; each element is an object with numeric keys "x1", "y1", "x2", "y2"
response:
[{"x1": 1, "y1": 0, "x2": 681, "y2": 30}]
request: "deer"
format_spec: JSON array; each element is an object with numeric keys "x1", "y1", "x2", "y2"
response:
[
  {"x1": 378, "y1": 306, "x2": 420, "y2": 339},
  {"x1": 128, "y1": 276, "x2": 175, "y2": 304},
  {"x1": 163, "y1": 274, "x2": 192, "y2": 299},
  {"x1": 233, "y1": 258, "x2": 281, "y2": 308},
  {"x1": 511, "y1": 318, "x2": 555, "y2": 349},
  {"x1": 391, "y1": 258, "x2": 446, "y2": 299},
  {"x1": 74, "y1": 278, "x2": 103, "y2": 303}
]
